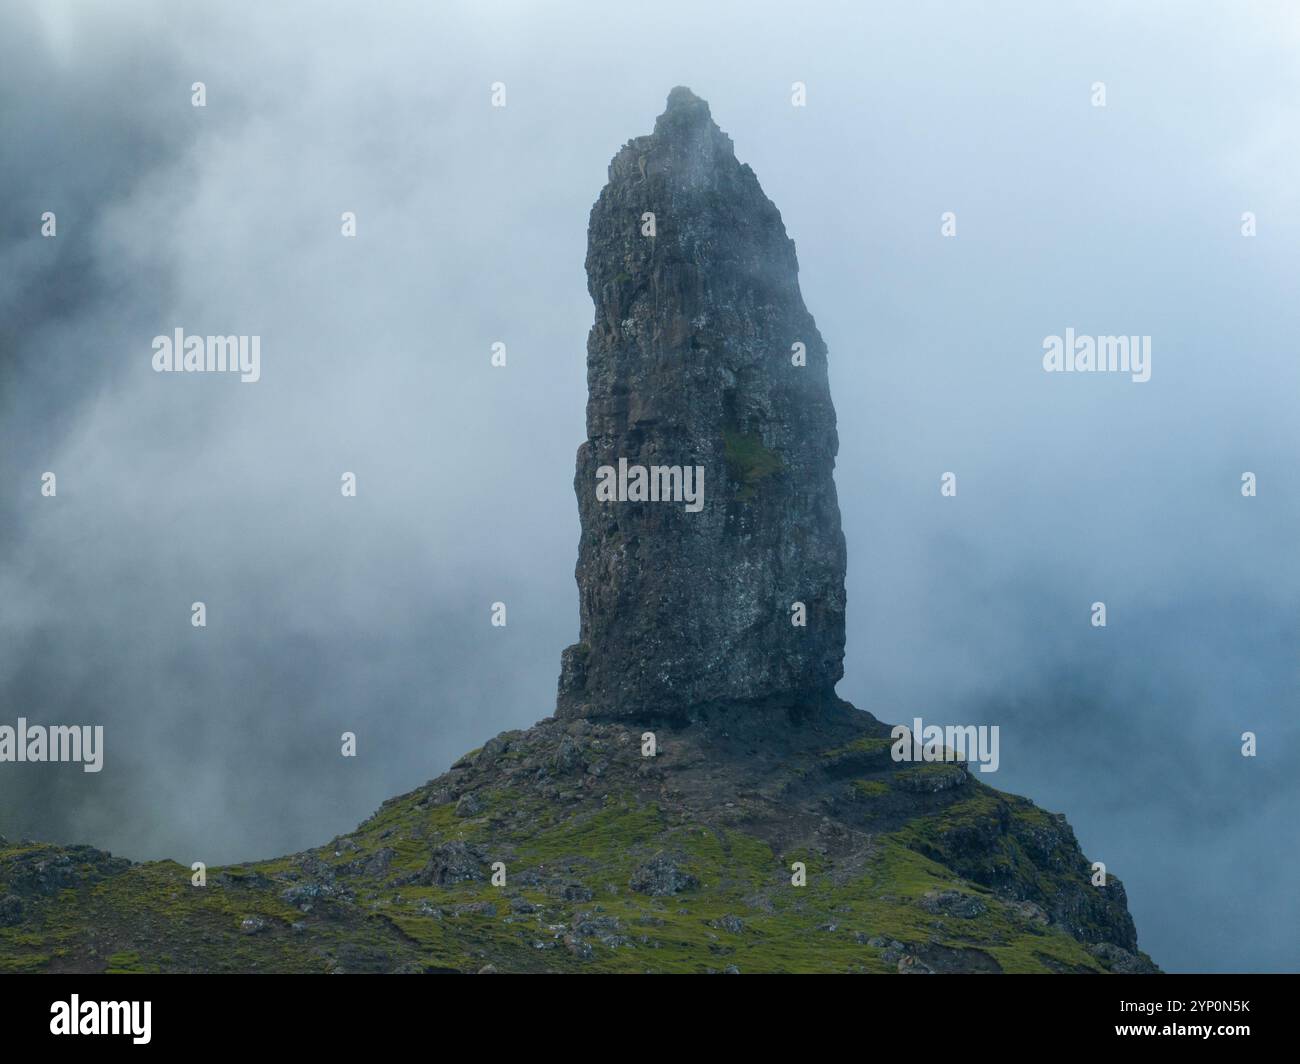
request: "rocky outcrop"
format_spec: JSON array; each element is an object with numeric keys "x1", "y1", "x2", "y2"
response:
[{"x1": 558, "y1": 87, "x2": 846, "y2": 720}]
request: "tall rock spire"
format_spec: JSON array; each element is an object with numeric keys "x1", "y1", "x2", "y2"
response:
[{"x1": 557, "y1": 87, "x2": 847, "y2": 720}]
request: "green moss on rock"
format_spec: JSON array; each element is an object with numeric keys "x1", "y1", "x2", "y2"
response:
[{"x1": 723, "y1": 429, "x2": 783, "y2": 499}]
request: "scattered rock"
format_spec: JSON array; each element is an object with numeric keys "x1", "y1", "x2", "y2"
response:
[
  {"x1": 1, "y1": 846, "x2": 130, "y2": 896},
  {"x1": 571, "y1": 913, "x2": 628, "y2": 948},
  {"x1": 454, "y1": 792, "x2": 486, "y2": 818},
  {"x1": 404, "y1": 841, "x2": 486, "y2": 887},
  {"x1": 281, "y1": 883, "x2": 351, "y2": 911},
  {"x1": 0, "y1": 894, "x2": 24, "y2": 926},
  {"x1": 553, "y1": 735, "x2": 585, "y2": 775},
  {"x1": 1089, "y1": 942, "x2": 1160, "y2": 974},
  {"x1": 629, "y1": 851, "x2": 698, "y2": 897},
  {"x1": 488, "y1": 733, "x2": 522, "y2": 761},
  {"x1": 919, "y1": 889, "x2": 987, "y2": 919},
  {"x1": 556, "y1": 881, "x2": 593, "y2": 903}
]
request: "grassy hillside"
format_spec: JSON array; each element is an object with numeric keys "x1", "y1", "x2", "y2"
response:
[{"x1": 0, "y1": 701, "x2": 1157, "y2": 974}]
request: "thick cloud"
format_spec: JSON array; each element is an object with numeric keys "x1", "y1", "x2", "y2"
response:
[{"x1": 1, "y1": 0, "x2": 1296, "y2": 972}]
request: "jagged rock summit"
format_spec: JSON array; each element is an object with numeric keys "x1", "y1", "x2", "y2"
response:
[{"x1": 558, "y1": 87, "x2": 847, "y2": 721}]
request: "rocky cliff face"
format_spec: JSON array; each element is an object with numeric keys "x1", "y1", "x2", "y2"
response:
[{"x1": 558, "y1": 87, "x2": 846, "y2": 721}]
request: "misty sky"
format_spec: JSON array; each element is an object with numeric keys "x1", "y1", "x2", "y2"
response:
[{"x1": 1, "y1": 1, "x2": 1296, "y2": 973}]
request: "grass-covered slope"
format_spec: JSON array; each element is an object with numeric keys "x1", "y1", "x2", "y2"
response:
[{"x1": 0, "y1": 700, "x2": 1157, "y2": 974}]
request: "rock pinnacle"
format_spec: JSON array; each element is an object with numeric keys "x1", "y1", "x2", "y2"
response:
[{"x1": 557, "y1": 88, "x2": 847, "y2": 720}]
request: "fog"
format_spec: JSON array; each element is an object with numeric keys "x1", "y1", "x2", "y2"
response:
[{"x1": 1, "y1": 0, "x2": 1296, "y2": 972}]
